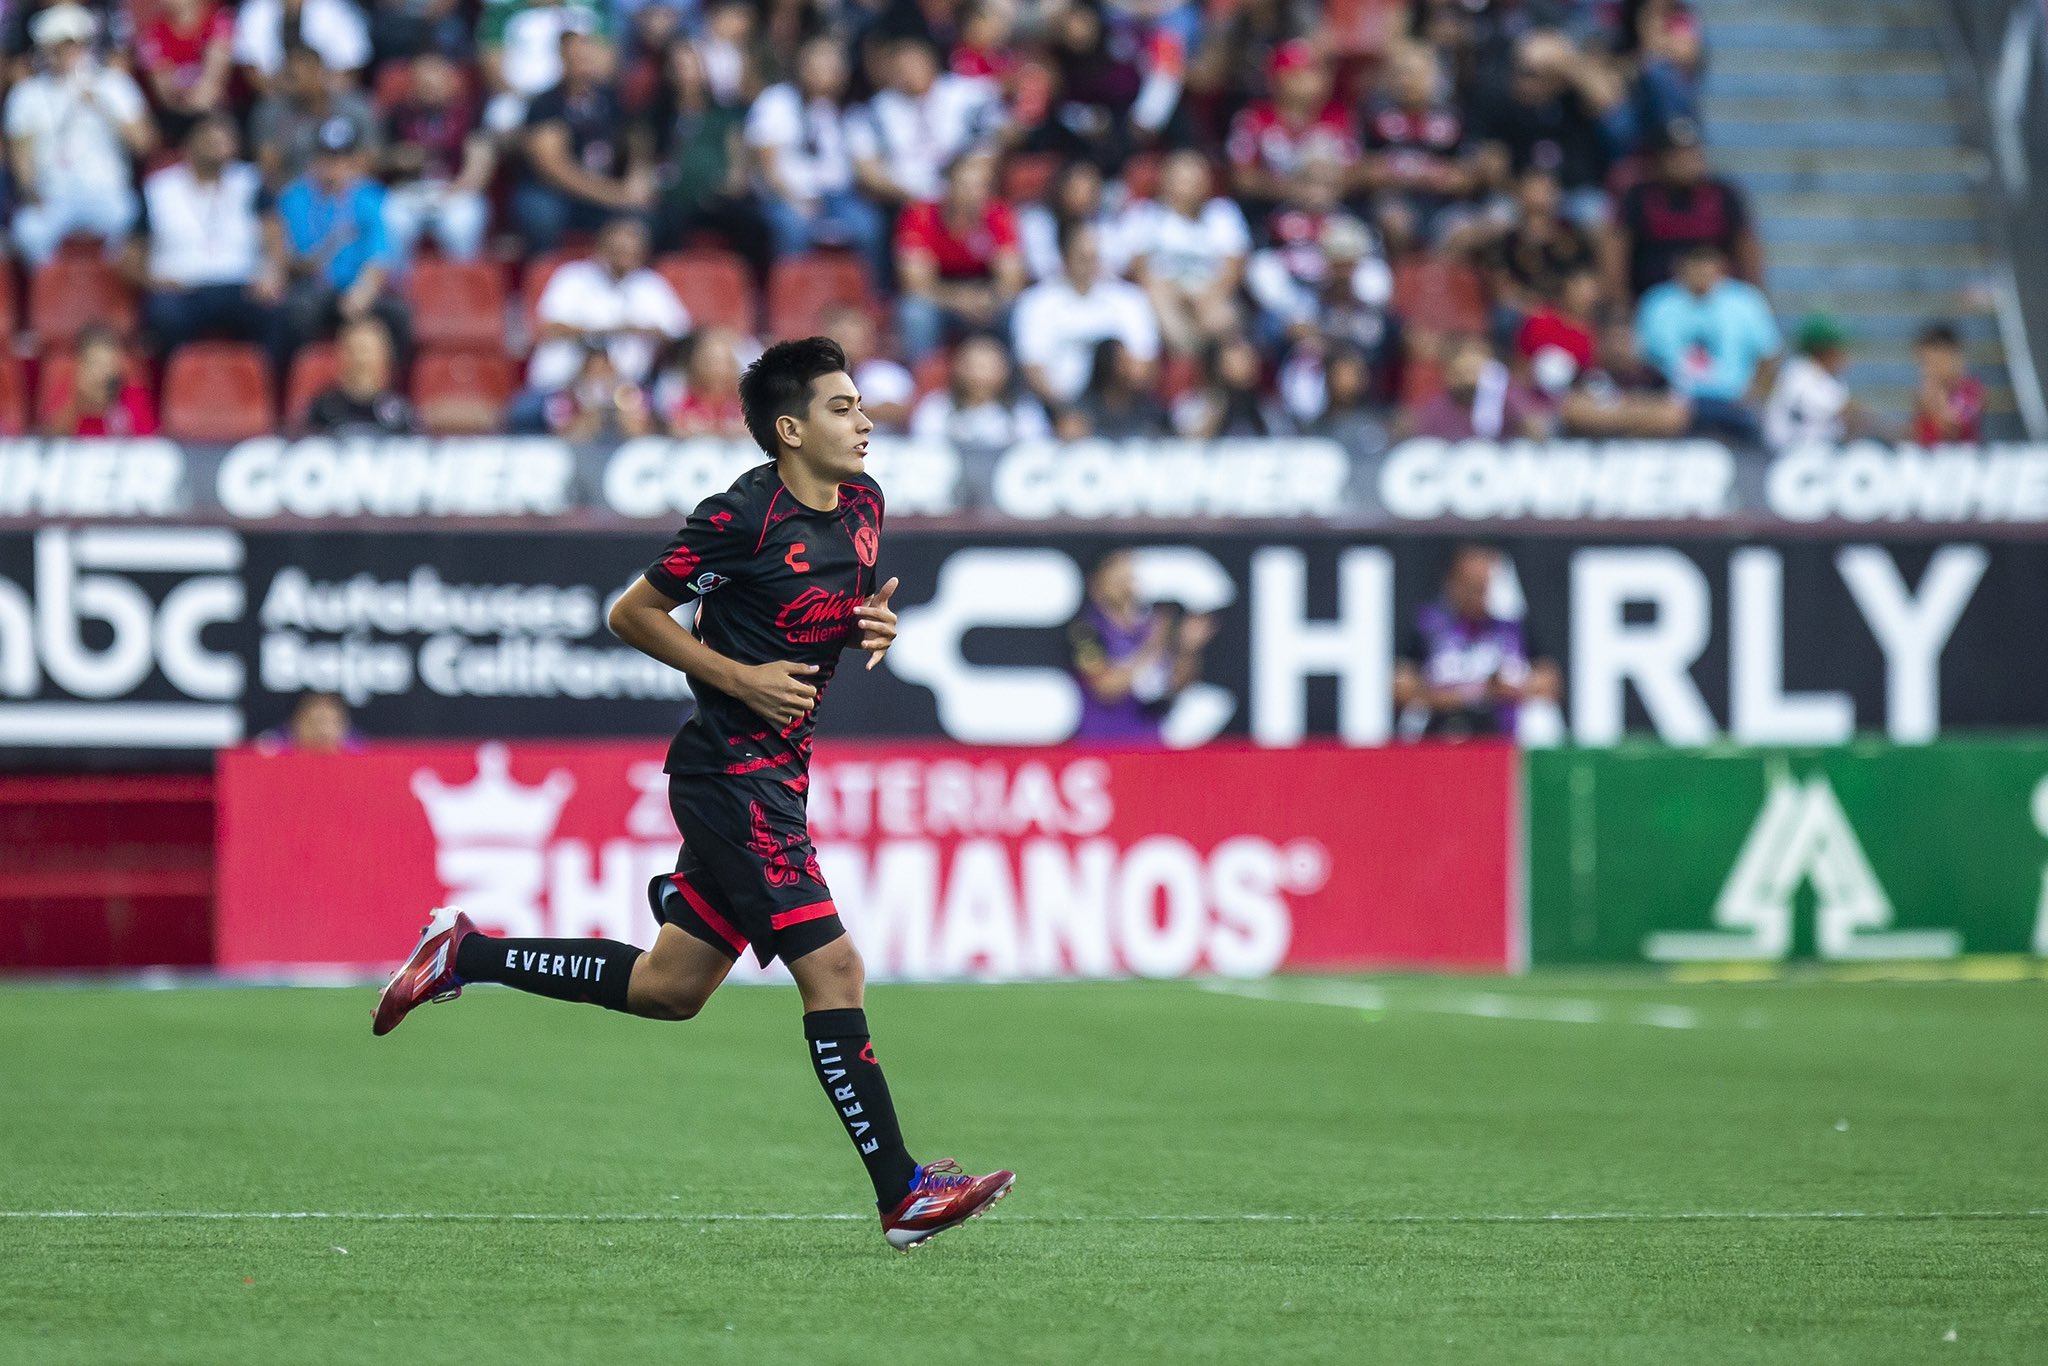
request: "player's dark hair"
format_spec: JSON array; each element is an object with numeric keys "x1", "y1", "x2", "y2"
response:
[
  {"x1": 739, "y1": 336, "x2": 849, "y2": 456},
  {"x1": 1916, "y1": 320, "x2": 1961, "y2": 350}
]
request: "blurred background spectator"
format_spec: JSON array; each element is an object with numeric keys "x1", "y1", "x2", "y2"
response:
[
  {"x1": 132, "y1": 113, "x2": 286, "y2": 361},
  {"x1": 1068, "y1": 547, "x2": 1216, "y2": 746},
  {"x1": 255, "y1": 690, "x2": 364, "y2": 754},
  {"x1": 911, "y1": 331, "x2": 1050, "y2": 455},
  {"x1": 1123, "y1": 148, "x2": 1248, "y2": 357},
  {"x1": 381, "y1": 50, "x2": 493, "y2": 263},
  {"x1": 7, "y1": 4, "x2": 154, "y2": 266},
  {"x1": 1014, "y1": 220, "x2": 1158, "y2": 411},
  {"x1": 45, "y1": 323, "x2": 156, "y2": 435},
  {"x1": 1394, "y1": 544, "x2": 1560, "y2": 741},
  {"x1": 1764, "y1": 314, "x2": 1868, "y2": 450},
  {"x1": 1634, "y1": 242, "x2": 1778, "y2": 441},
  {"x1": 134, "y1": 0, "x2": 234, "y2": 145},
  {"x1": 515, "y1": 213, "x2": 687, "y2": 428},
  {"x1": 1060, "y1": 334, "x2": 1167, "y2": 439},
  {"x1": 306, "y1": 314, "x2": 416, "y2": 433},
  {"x1": 1911, "y1": 322, "x2": 1984, "y2": 445},
  {"x1": 272, "y1": 115, "x2": 411, "y2": 357},
  {"x1": 893, "y1": 148, "x2": 1024, "y2": 362}
]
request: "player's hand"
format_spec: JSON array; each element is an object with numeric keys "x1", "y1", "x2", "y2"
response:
[
  {"x1": 856, "y1": 577, "x2": 899, "y2": 671},
  {"x1": 733, "y1": 660, "x2": 819, "y2": 727}
]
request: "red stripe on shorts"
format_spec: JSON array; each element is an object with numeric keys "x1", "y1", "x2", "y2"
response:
[
  {"x1": 769, "y1": 899, "x2": 837, "y2": 931},
  {"x1": 671, "y1": 874, "x2": 749, "y2": 955}
]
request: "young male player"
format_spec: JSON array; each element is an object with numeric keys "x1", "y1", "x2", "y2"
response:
[{"x1": 372, "y1": 337, "x2": 1015, "y2": 1251}]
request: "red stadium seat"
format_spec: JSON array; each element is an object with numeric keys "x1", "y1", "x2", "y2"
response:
[
  {"x1": 36, "y1": 350, "x2": 153, "y2": 428},
  {"x1": 161, "y1": 342, "x2": 275, "y2": 442},
  {"x1": 520, "y1": 249, "x2": 577, "y2": 335},
  {"x1": 1393, "y1": 258, "x2": 1488, "y2": 337},
  {"x1": 412, "y1": 348, "x2": 517, "y2": 435},
  {"x1": 284, "y1": 343, "x2": 340, "y2": 431},
  {"x1": 657, "y1": 249, "x2": 755, "y2": 334},
  {"x1": 1326, "y1": 0, "x2": 1402, "y2": 56},
  {"x1": 767, "y1": 252, "x2": 869, "y2": 341},
  {"x1": 30, "y1": 256, "x2": 137, "y2": 347},
  {"x1": 0, "y1": 354, "x2": 28, "y2": 435},
  {"x1": 408, "y1": 259, "x2": 508, "y2": 351}
]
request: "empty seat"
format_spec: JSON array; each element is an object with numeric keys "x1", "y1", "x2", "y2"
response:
[
  {"x1": 30, "y1": 256, "x2": 137, "y2": 347},
  {"x1": 161, "y1": 342, "x2": 274, "y2": 442},
  {"x1": 1392, "y1": 258, "x2": 1488, "y2": 338},
  {"x1": 284, "y1": 343, "x2": 340, "y2": 431},
  {"x1": 412, "y1": 348, "x2": 517, "y2": 435},
  {"x1": 0, "y1": 354, "x2": 27, "y2": 435},
  {"x1": 657, "y1": 249, "x2": 755, "y2": 334},
  {"x1": 408, "y1": 259, "x2": 508, "y2": 351},
  {"x1": 766, "y1": 252, "x2": 869, "y2": 341}
]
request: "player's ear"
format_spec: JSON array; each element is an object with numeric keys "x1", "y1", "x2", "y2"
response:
[{"x1": 776, "y1": 411, "x2": 803, "y2": 449}]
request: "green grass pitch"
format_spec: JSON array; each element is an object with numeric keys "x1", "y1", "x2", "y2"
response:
[{"x1": 1, "y1": 974, "x2": 2042, "y2": 1364}]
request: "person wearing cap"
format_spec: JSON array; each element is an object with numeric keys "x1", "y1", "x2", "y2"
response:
[
  {"x1": 1609, "y1": 115, "x2": 1759, "y2": 301},
  {"x1": 270, "y1": 113, "x2": 411, "y2": 360},
  {"x1": 1225, "y1": 39, "x2": 1362, "y2": 220},
  {"x1": 1764, "y1": 314, "x2": 1868, "y2": 451},
  {"x1": 4, "y1": 3, "x2": 154, "y2": 267},
  {"x1": 231, "y1": 0, "x2": 370, "y2": 94},
  {"x1": 249, "y1": 40, "x2": 380, "y2": 190}
]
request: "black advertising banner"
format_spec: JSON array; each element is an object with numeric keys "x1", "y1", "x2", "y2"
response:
[{"x1": 9, "y1": 525, "x2": 2042, "y2": 764}]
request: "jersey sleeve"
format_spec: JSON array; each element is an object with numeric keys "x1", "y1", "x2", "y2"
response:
[{"x1": 642, "y1": 488, "x2": 753, "y2": 603}]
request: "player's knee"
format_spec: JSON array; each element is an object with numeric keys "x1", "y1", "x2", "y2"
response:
[{"x1": 634, "y1": 968, "x2": 715, "y2": 1021}]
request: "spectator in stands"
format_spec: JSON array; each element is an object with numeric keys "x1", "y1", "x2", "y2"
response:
[
  {"x1": 1911, "y1": 321, "x2": 1984, "y2": 444},
  {"x1": 1361, "y1": 42, "x2": 1481, "y2": 256},
  {"x1": 1394, "y1": 543, "x2": 1560, "y2": 741},
  {"x1": 133, "y1": 0, "x2": 233, "y2": 146},
  {"x1": 1607, "y1": 0, "x2": 1705, "y2": 156},
  {"x1": 1610, "y1": 117, "x2": 1760, "y2": 301},
  {"x1": 1060, "y1": 336, "x2": 1168, "y2": 438},
  {"x1": 273, "y1": 116, "x2": 411, "y2": 359},
  {"x1": 951, "y1": 0, "x2": 1023, "y2": 87},
  {"x1": 1407, "y1": 334, "x2": 1549, "y2": 440},
  {"x1": 251, "y1": 42, "x2": 380, "y2": 190},
  {"x1": 1298, "y1": 341, "x2": 1390, "y2": 451},
  {"x1": 1173, "y1": 335, "x2": 1290, "y2": 438},
  {"x1": 1067, "y1": 547, "x2": 1215, "y2": 746},
  {"x1": 910, "y1": 331, "x2": 1050, "y2": 453},
  {"x1": 894, "y1": 149, "x2": 1026, "y2": 362},
  {"x1": 643, "y1": 37, "x2": 766, "y2": 272},
  {"x1": 1556, "y1": 315, "x2": 1692, "y2": 437},
  {"x1": 1013, "y1": 220, "x2": 1161, "y2": 409},
  {"x1": 1480, "y1": 167, "x2": 1597, "y2": 328},
  {"x1": 381, "y1": 51, "x2": 493, "y2": 264},
  {"x1": 1247, "y1": 206, "x2": 1396, "y2": 372},
  {"x1": 745, "y1": 33, "x2": 886, "y2": 285},
  {"x1": 305, "y1": 315, "x2": 417, "y2": 434},
  {"x1": 45, "y1": 323, "x2": 155, "y2": 436},
  {"x1": 479, "y1": 0, "x2": 611, "y2": 133},
  {"x1": 256, "y1": 690, "x2": 362, "y2": 754},
  {"x1": 849, "y1": 35, "x2": 1006, "y2": 211},
  {"x1": 133, "y1": 114, "x2": 287, "y2": 362},
  {"x1": 233, "y1": 0, "x2": 371, "y2": 92},
  {"x1": 1471, "y1": 30, "x2": 1619, "y2": 228},
  {"x1": 1186, "y1": 0, "x2": 1314, "y2": 138},
  {"x1": 661, "y1": 324, "x2": 749, "y2": 438},
  {"x1": 695, "y1": 0, "x2": 755, "y2": 106},
  {"x1": 1764, "y1": 314, "x2": 1867, "y2": 450},
  {"x1": 1017, "y1": 156, "x2": 1132, "y2": 282},
  {"x1": 1027, "y1": 0, "x2": 1152, "y2": 172},
  {"x1": 2, "y1": 0, "x2": 127, "y2": 82},
  {"x1": 5, "y1": 4, "x2": 153, "y2": 267},
  {"x1": 516, "y1": 29, "x2": 648, "y2": 250},
  {"x1": 1635, "y1": 242, "x2": 1779, "y2": 440},
  {"x1": 1226, "y1": 39, "x2": 1361, "y2": 220},
  {"x1": 1514, "y1": 266, "x2": 1600, "y2": 398},
  {"x1": 546, "y1": 344, "x2": 656, "y2": 439},
  {"x1": 1122, "y1": 149, "x2": 1250, "y2": 357},
  {"x1": 519, "y1": 215, "x2": 688, "y2": 426},
  {"x1": 820, "y1": 303, "x2": 914, "y2": 433}
]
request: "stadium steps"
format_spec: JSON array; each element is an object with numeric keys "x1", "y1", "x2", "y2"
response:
[{"x1": 1694, "y1": 0, "x2": 2019, "y2": 434}]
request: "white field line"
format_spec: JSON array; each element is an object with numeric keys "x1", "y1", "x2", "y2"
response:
[
  {"x1": 1201, "y1": 979, "x2": 1713, "y2": 1030},
  {"x1": 2, "y1": 1210, "x2": 2043, "y2": 1226}
]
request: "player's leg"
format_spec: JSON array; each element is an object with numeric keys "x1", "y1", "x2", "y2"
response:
[
  {"x1": 785, "y1": 935, "x2": 922, "y2": 1204},
  {"x1": 373, "y1": 906, "x2": 651, "y2": 1035},
  {"x1": 625, "y1": 923, "x2": 734, "y2": 1020}
]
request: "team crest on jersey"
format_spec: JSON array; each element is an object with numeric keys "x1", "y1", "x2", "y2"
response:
[{"x1": 853, "y1": 525, "x2": 879, "y2": 567}]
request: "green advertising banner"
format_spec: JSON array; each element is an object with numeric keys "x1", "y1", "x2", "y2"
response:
[{"x1": 1527, "y1": 741, "x2": 2048, "y2": 964}]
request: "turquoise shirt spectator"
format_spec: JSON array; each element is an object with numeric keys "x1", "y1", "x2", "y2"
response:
[
  {"x1": 1635, "y1": 277, "x2": 1782, "y2": 401},
  {"x1": 275, "y1": 175, "x2": 391, "y2": 291}
]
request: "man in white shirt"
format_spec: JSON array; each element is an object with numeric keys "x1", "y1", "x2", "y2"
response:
[
  {"x1": 1120, "y1": 148, "x2": 1251, "y2": 356},
  {"x1": 1764, "y1": 314, "x2": 1861, "y2": 451},
  {"x1": 847, "y1": 36, "x2": 1004, "y2": 210},
  {"x1": 745, "y1": 34, "x2": 885, "y2": 285},
  {"x1": 233, "y1": 0, "x2": 371, "y2": 92},
  {"x1": 514, "y1": 216, "x2": 690, "y2": 430},
  {"x1": 1011, "y1": 221, "x2": 1161, "y2": 409},
  {"x1": 5, "y1": 4, "x2": 155, "y2": 267},
  {"x1": 133, "y1": 113, "x2": 288, "y2": 361}
]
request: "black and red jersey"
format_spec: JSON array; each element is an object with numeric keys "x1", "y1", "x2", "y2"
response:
[{"x1": 641, "y1": 462, "x2": 885, "y2": 780}]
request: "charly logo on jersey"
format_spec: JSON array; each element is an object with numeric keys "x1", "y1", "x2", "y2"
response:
[
  {"x1": 1645, "y1": 765, "x2": 1961, "y2": 962},
  {"x1": 0, "y1": 527, "x2": 245, "y2": 748}
]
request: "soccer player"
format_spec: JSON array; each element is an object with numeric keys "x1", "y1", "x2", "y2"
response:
[{"x1": 371, "y1": 337, "x2": 1015, "y2": 1251}]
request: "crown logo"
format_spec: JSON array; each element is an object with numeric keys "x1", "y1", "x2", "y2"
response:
[{"x1": 411, "y1": 743, "x2": 575, "y2": 847}]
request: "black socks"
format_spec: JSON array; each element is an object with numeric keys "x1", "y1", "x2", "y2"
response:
[
  {"x1": 454, "y1": 934, "x2": 643, "y2": 1013},
  {"x1": 804, "y1": 1008, "x2": 919, "y2": 1206}
]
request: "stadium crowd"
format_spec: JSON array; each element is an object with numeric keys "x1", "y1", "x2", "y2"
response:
[{"x1": 0, "y1": 0, "x2": 1988, "y2": 446}]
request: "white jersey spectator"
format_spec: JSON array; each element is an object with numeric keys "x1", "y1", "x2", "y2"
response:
[
  {"x1": 527, "y1": 217, "x2": 690, "y2": 393},
  {"x1": 5, "y1": 5, "x2": 153, "y2": 266},
  {"x1": 144, "y1": 155, "x2": 265, "y2": 286},
  {"x1": 1764, "y1": 317, "x2": 1856, "y2": 450},
  {"x1": 911, "y1": 388, "x2": 1050, "y2": 448},
  {"x1": 847, "y1": 37, "x2": 1004, "y2": 206},
  {"x1": 746, "y1": 35, "x2": 886, "y2": 286},
  {"x1": 232, "y1": 0, "x2": 370, "y2": 81},
  {"x1": 1012, "y1": 222, "x2": 1161, "y2": 407},
  {"x1": 746, "y1": 76, "x2": 853, "y2": 201},
  {"x1": 1120, "y1": 193, "x2": 1250, "y2": 291},
  {"x1": 1016, "y1": 160, "x2": 1132, "y2": 282},
  {"x1": 1120, "y1": 150, "x2": 1252, "y2": 354}
]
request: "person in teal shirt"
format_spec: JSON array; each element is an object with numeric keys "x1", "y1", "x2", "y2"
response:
[
  {"x1": 270, "y1": 115, "x2": 412, "y2": 362},
  {"x1": 1635, "y1": 242, "x2": 1781, "y2": 410}
]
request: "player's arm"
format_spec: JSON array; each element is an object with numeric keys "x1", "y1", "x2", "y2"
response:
[{"x1": 608, "y1": 576, "x2": 820, "y2": 728}]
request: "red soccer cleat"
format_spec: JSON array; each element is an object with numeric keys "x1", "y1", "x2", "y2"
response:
[
  {"x1": 372, "y1": 907, "x2": 478, "y2": 1037},
  {"x1": 879, "y1": 1159, "x2": 1016, "y2": 1251}
]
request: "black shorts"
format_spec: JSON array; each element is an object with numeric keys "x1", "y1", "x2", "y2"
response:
[{"x1": 647, "y1": 771, "x2": 846, "y2": 968}]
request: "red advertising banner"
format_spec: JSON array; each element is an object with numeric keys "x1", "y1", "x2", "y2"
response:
[{"x1": 216, "y1": 741, "x2": 1517, "y2": 978}]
